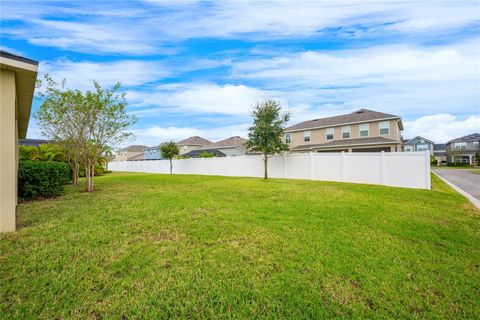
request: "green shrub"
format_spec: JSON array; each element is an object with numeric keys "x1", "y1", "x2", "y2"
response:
[
  {"x1": 199, "y1": 151, "x2": 216, "y2": 158},
  {"x1": 18, "y1": 160, "x2": 71, "y2": 199},
  {"x1": 446, "y1": 162, "x2": 472, "y2": 167}
]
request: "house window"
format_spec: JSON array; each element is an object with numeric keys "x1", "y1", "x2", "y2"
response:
[
  {"x1": 474, "y1": 141, "x2": 479, "y2": 148},
  {"x1": 304, "y1": 130, "x2": 311, "y2": 142},
  {"x1": 379, "y1": 121, "x2": 390, "y2": 135},
  {"x1": 325, "y1": 128, "x2": 334, "y2": 140},
  {"x1": 453, "y1": 142, "x2": 466, "y2": 150},
  {"x1": 417, "y1": 144, "x2": 428, "y2": 151},
  {"x1": 285, "y1": 133, "x2": 291, "y2": 144},
  {"x1": 359, "y1": 123, "x2": 369, "y2": 137},
  {"x1": 342, "y1": 126, "x2": 350, "y2": 139}
]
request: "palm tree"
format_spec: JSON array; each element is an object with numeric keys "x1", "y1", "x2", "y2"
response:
[{"x1": 160, "y1": 141, "x2": 179, "y2": 174}]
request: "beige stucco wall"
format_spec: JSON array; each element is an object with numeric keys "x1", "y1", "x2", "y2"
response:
[
  {"x1": 0, "y1": 69, "x2": 17, "y2": 232},
  {"x1": 287, "y1": 119, "x2": 401, "y2": 149},
  {"x1": 114, "y1": 151, "x2": 143, "y2": 161}
]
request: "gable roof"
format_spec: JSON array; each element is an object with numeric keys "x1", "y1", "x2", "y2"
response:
[
  {"x1": 285, "y1": 108, "x2": 402, "y2": 132},
  {"x1": 446, "y1": 133, "x2": 480, "y2": 145},
  {"x1": 199, "y1": 136, "x2": 247, "y2": 151},
  {"x1": 117, "y1": 145, "x2": 148, "y2": 153},
  {"x1": 177, "y1": 136, "x2": 212, "y2": 146},
  {"x1": 404, "y1": 136, "x2": 434, "y2": 145}
]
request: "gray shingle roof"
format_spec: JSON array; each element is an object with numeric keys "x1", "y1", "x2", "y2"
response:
[
  {"x1": 177, "y1": 136, "x2": 212, "y2": 146},
  {"x1": 291, "y1": 136, "x2": 399, "y2": 150},
  {"x1": 285, "y1": 108, "x2": 401, "y2": 132},
  {"x1": 117, "y1": 145, "x2": 148, "y2": 152},
  {"x1": 198, "y1": 136, "x2": 247, "y2": 151},
  {"x1": 434, "y1": 143, "x2": 446, "y2": 151},
  {"x1": 127, "y1": 153, "x2": 145, "y2": 161},
  {"x1": 446, "y1": 133, "x2": 480, "y2": 144}
]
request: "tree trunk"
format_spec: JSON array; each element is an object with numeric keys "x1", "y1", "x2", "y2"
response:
[
  {"x1": 170, "y1": 158, "x2": 173, "y2": 175},
  {"x1": 90, "y1": 164, "x2": 95, "y2": 191},
  {"x1": 264, "y1": 153, "x2": 268, "y2": 179},
  {"x1": 85, "y1": 163, "x2": 91, "y2": 192}
]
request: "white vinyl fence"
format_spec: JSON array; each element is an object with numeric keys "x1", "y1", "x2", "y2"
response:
[{"x1": 109, "y1": 151, "x2": 431, "y2": 189}]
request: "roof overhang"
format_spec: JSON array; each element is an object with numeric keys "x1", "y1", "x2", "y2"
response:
[
  {"x1": 0, "y1": 52, "x2": 38, "y2": 139},
  {"x1": 285, "y1": 116, "x2": 401, "y2": 133},
  {"x1": 292, "y1": 140, "x2": 401, "y2": 151}
]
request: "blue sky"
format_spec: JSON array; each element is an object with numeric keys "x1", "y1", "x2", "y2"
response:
[{"x1": 1, "y1": 0, "x2": 479, "y2": 146}]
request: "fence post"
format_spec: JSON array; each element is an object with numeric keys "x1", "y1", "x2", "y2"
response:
[
  {"x1": 309, "y1": 152, "x2": 314, "y2": 180},
  {"x1": 380, "y1": 151, "x2": 385, "y2": 185},
  {"x1": 340, "y1": 151, "x2": 345, "y2": 181},
  {"x1": 283, "y1": 153, "x2": 287, "y2": 178}
]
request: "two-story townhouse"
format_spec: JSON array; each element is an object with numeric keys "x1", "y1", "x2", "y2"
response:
[
  {"x1": 177, "y1": 136, "x2": 212, "y2": 155},
  {"x1": 184, "y1": 136, "x2": 247, "y2": 157},
  {"x1": 284, "y1": 109, "x2": 403, "y2": 153},
  {"x1": 403, "y1": 136, "x2": 434, "y2": 155},
  {"x1": 445, "y1": 133, "x2": 480, "y2": 165}
]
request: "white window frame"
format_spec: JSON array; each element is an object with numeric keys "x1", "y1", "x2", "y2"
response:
[
  {"x1": 416, "y1": 144, "x2": 429, "y2": 151},
  {"x1": 326, "y1": 128, "x2": 334, "y2": 140},
  {"x1": 342, "y1": 126, "x2": 350, "y2": 139},
  {"x1": 359, "y1": 123, "x2": 369, "y2": 137},
  {"x1": 304, "y1": 130, "x2": 311, "y2": 142},
  {"x1": 379, "y1": 121, "x2": 390, "y2": 135},
  {"x1": 285, "y1": 133, "x2": 291, "y2": 144},
  {"x1": 454, "y1": 142, "x2": 466, "y2": 150}
]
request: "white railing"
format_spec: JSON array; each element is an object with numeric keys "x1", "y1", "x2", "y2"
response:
[{"x1": 109, "y1": 151, "x2": 431, "y2": 189}]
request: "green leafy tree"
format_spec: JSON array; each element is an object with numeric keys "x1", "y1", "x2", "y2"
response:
[
  {"x1": 19, "y1": 146, "x2": 40, "y2": 160},
  {"x1": 199, "y1": 151, "x2": 216, "y2": 158},
  {"x1": 35, "y1": 75, "x2": 86, "y2": 185},
  {"x1": 245, "y1": 100, "x2": 290, "y2": 179},
  {"x1": 160, "y1": 141, "x2": 179, "y2": 174},
  {"x1": 38, "y1": 143, "x2": 65, "y2": 162},
  {"x1": 36, "y1": 75, "x2": 136, "y2": 191}
]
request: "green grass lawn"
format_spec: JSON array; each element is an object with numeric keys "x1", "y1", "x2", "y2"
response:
[{"x1": 1, "y1": 173, "x2": 479, "y2": 319}]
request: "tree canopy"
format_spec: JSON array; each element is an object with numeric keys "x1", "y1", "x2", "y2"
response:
[{"x1": 245, "y1": 100, "x2": 290, "y2": 179}]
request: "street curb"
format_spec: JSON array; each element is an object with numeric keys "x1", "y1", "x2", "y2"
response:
[{"x1": 432, "y1": 171, "x2": 480, "y2": 209}]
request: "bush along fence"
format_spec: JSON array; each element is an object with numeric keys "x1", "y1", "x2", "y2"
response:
[
  {"x1": 18, "y1": 160, "x2": 71, "y2": 199},
  {"x1": 110, "y1": 151, "x2": 431, "y2": 189}
]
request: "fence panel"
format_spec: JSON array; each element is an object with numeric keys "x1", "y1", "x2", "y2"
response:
[{"x1": 109, "y1": 151, "x2": 431, "y2": 189}]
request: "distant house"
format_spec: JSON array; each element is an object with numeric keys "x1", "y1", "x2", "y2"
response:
[
  {"x1": 19, "y1": 138, "x2": 50, "y2": 147},
  {"x1": 144, "y1": 146, "x2": 163, "y2": 160},
  {"x1": 284, "y1": 109, "x2": 403, "y2": 152},
  {"x1": 433, "y1": 144, "x2": 447, "y2": 165},
  {"x1": 445, "y1": 133, "x2": 480, "y2": 165},
  {"x1": 114, "y1": 145, "x2": 148, "y2": 161},
  {"x1": 177, "y1": 136, "x2": 212, "y2": 155},
  {"x1": 185, "y1": 136, "x2": 247, "y2": 157},
  {"x1": 127, "y1": 153, "x2": 145, "y2": 161},
  {"x1": 403, "y1": 136, "x2": 434, "y2": 154}
]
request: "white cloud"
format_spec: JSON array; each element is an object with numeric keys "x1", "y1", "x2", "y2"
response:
[
  {"x1": 404, "y1": 114, "x2": 480, "y2": 142},
  {"x1": 230, "y1": 39, "x2": 480, "y2": 117},
  {"x1": 2, "y1": 1, "x2": 478, "y2": 53},
  {"x1": 39, "y1": 59, "x2": 170, "y2": 91},
  {"x1": 127, "y1": 83, "x2": 277, "y2": 115}
]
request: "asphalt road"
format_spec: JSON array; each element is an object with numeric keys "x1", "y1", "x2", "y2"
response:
[{"x1": 433, "y1": 169, "x2": 480, "y2": 200}]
